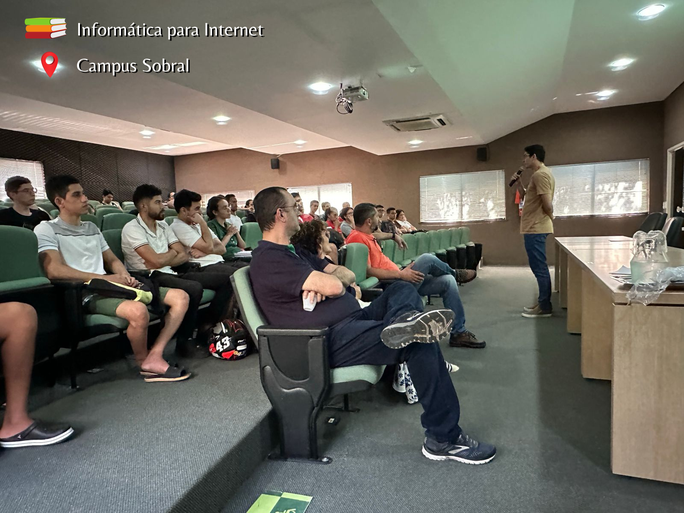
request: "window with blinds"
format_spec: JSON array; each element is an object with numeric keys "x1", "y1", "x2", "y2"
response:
[
  {"x1": 201, "y1": 190, "x2": 255, "y2": 207},
  {"x1": 0, "y1": 158, "x2": 46, "y2": 200},
  {"x1": 287, "y1": 183, "x2": 352, "y2": 215},
  {"x1": 551, "y1": 159, "x2": 649, "y2": 217},
  {"x1": 420, "y1": 170, "x2": 506, "y2": 223}
]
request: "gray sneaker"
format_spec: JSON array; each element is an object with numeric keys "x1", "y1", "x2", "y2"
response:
[
  {"x1": 521, "y1": 305, "x2": 552, "y2": 318},
  {"x1": 381, "y1": 309, "x2": 455, "y2": 349},
  {"x1": 523, "y1": 303, "x2": 538, "y2": 313}
]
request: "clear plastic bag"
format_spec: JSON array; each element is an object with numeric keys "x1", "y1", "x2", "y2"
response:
[{"x1": 627, "y1": 266, "x2": 684, "y2": 305}]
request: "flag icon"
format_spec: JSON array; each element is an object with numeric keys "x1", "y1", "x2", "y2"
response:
[{"x1": 25, "y1": 18, "x2": 66, "y2": 39}]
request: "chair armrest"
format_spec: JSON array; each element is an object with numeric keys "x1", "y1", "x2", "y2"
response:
[
  {"x1": 49, "y1": 279, "x2": 87, "y2": 337},
  {"x1": 0, "y1": 277, "x2": 51, "y2": 294}
]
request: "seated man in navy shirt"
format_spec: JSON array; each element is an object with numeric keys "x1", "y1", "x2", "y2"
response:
[{"x1": 249, "y1": 187, "x2": 496, "y2": 465}]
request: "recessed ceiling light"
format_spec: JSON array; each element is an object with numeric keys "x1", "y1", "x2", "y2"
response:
[
  {"x1": 212, "y1": 115, "x2": 231, "y2": 123},
  {"x1": 410, "y1": 145, "x2": 420, "y2": 149},
  {"x1": 147, "y1": 144, "x2": 177, "y2": 150},
  {"x1": 596, "y1": 89, "x2": 616, "y2": 99},
  {"x1": 408, "y1": 139, "x2": 423, "y2": 145},
  {"x1": 308, "y1": 82, "x2": 334, "y2": 95},
  {"x1": 175, "y1": 142, "x2": 208, "y2": 147},
  {"x1": 31, "y1": 59, "x2": 62, "y2": 75},
  {"x1": 293, "y1": 139, "x2": 307, "y2": 145},
  {"x1": 143, "y1": 136, "x2": 151, "y2": 139},
  {"x1": 296, "y1": 145, "x2": 304, "y2": 149},
  {"x1": 139, "y1": 129, "x2": 155, "y2": 136},
  {"x1": 455, "y1": 136, "x2": 473, "y2": 140},
  {"x1": 637, "y1": 4, "x2": 666, "y2": 19},
  {"x1": 609, "y1": 57, "x2": 635, "y2": 71}
]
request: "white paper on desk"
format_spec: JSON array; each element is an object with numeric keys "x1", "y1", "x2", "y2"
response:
[
  {"x1": 610, "y1": 265, "x2": 631, "y2": 276},
  {"x1": 233, "y1": 250, "x2": 252, "y2": 258}
]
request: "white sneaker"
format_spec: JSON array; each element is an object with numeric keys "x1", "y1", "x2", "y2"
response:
[
  {"x1": 523, "y1": 303, "x2": 538, "y2": 313},
  {"x1": 445, "y1": 361, "x2": 459, "y2": 373}
]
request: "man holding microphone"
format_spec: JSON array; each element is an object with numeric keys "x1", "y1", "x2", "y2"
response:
[{"x1": 510, "y1": 145, "x2": 555, "y2": 318}]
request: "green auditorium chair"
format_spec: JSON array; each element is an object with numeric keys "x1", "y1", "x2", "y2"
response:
[
  {"x1": 400, "y1": 233, "x2": 418, "y2": 267},
  {"x1": 0, "y1": 227, "x2": 65, "y2": 379},
  {"x1": 101, "y1": 213, "x2": 135, "y2": 231},
  {"x1": 343, "y1": 243, "x2": 380, "y2": 298},
  {"x1": 50, "y1": 209, "x2": 59, "y2": 219},
  {"x1": 163, "y1": 208, "x2": 177, "y2": 218},
  {"x1": 164, "y1": 216, "x2": 177, "y2": 225},
  {"x1": 230, "y1": 266, "x2": 385, "y2": 463},
  {"x1": 428, "y1": 230, "x2": 441, "y2": 256},
  {"x1": 81, "y1": 213, "x2": 97, "y2": 225},
  {"x1": 460, "y1": 226, "x2": 472, "y2": 245},
  {"x1": 415, "y1": 231, "x2": 430, "y2": 259},
  {"x1": 35, "y1": 201, "x2": 54, "y2": 212},
  {"x1": 236, "y1": 209, "x2": 248, "y2": 219},
  {"x1": 95, "y1": 207, "x2": 122, "y2": 228},
  {"x1": 391, "y1": 238, "x2": 406, "y2": 266},
  {"x1": 88, "y1": 200, "x2": 101, "y2": 210},
  {"x1": 433, "y1": 229, "x2": 450, "y2": 263},
  {"x1": 381, "y1": 239, "x2": 395, "y2": 262},
  {"x1": 240, "y1": 222, "x2": 262, "y2": 250},
  {"x1": 121, "y1": 201, "x2": 134, "y2": 209}
]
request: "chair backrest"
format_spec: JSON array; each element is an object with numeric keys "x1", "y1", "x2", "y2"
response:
[
  {"x1": 88, "y1": 200, "x2": 101, "y2": 209},
  {"x1": 416, "y1": 231, "x2": 430, "y2": 256},
  {"x1": 381, "y1": 239, "x2": 396, "y2": 262},
  {"x1": 638, "y1": 212, "x2": 667, "y2": 233},
  {"x1": 438, "y1": 229, "x2": 451, "y2": 250},
  {"x1": 81, "y1": 213, "x2": 98, "y2": 225},
  {"x1": 50, "y1": 209, "x2": 59, "y2": 219},
  {"x1": 102, "y1": 213, "x2": 135, "y2": 231},
  {"x1": 230, "y1": 266, "x2": 267, "y2": 348},
  {"x1": 102, "y1": 229, "x2": 124, "y2": 262},
  {"x1": 236, "y1": 209, "x2": 248, "y2": 219},
  {"x1": 344, "y1": 243, "x2": 370, "y2": 284},
  {"x1": 402, "y1": 233, "x2": 418, "y2": 261},
  {"x1": 35, "y1": 201, "x2": 54, "y2": 212},
  {"x1": 460, "y1": 226, "x2": 471, "y2": 245},
  {"x1": 428, "y1": 230, "x2": 441, "y2": 253},
  {"x1": 450, "y1": 228, "x2": 462, "y2": 247},
  {"x1": 0, "y1": 226, "x2": 44, "y2": 282},
  {"x1": 163, "y1": 208, "x2": 178, "y2": 218},
  {"x1": 666, "y1": 217, "x2": 684, "y2": 248},
  {"x1": 392, "y1": 239, "x2": 405, "y2": 265},
  {"x1": 240, "y1": 222, "x2": 263, "y2": 250},
  {"x1": 95, "y1": 207, "x2": 122, "y2": 228},
  {"x1": 122, "y1": 201, "x2": 134, "y2": 208},
  {"x1": 164, "y1": 216, "x2": 177, "y2": 225}
]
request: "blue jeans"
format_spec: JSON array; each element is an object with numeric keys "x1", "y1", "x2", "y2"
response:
[
  {"x1": 328, "y1": 281, "x2": 462, "y2": 443},
  {"x1": 411, "y1": 254, "x2": 466, "y2": 334},
  {"x1": 524, "y1": 233, "x2": 552, "y2": 311}
]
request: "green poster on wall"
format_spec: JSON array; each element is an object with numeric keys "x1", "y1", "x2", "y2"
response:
[{"x1": 246, "y1": 490, "x2": 312, "y2": 513}]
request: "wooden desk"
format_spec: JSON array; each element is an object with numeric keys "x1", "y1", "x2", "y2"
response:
[{"x1": 555, "y1": 236, "x2": 684, "y2": 485}]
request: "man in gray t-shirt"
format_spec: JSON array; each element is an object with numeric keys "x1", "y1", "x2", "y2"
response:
[{"x1": 36, "y1": 175, "x2": 192, "y2": 382}]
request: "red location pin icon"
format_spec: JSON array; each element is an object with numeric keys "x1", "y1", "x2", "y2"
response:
[{"x1": 41, "y1": 52, "x2": 58, "y2": 77}]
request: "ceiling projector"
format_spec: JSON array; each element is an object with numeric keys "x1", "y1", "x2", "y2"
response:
[{"x1": 336, "y1": 84, "x2": 368, "y2": 114}]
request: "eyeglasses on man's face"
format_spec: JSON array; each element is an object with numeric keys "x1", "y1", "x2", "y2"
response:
[{"x1": 277, "y1": 203, "x2": 297, "y2": 213}]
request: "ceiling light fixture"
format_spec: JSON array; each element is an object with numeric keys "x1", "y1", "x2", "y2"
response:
[
  {"x1": 147, "y1": 144, "x2": 177, "y2": 150},
  {"x1": 609, "y1": 57, "x2": 635, "y2": 71},
  {"x1": 410, "y1": 145, "x2": 420, "y2": 149},
  {"x1": 293, "y1": 139, "x2": 307, "y2": 145},
  {"x1": 637, "y1": 3, "x2": 666, "y2": 19},
  {"x1": 308, "y1": 82, "x2": 334, "y2": 95},
  {"x1": 596, "y1": 89, "x2": 616, "y2": 98},
  {"x1": 31, "y1": 59, "x2": 61, "y2": 75},
  {"x1": 139, "y1": 129, "x2": 155, "y2": 136},
  {"x1": 212, "y1": 115, "x2": 231, "y2": 124},
  {"x1": 408, "y1": 139, "x2": 423, "y2": 145}
]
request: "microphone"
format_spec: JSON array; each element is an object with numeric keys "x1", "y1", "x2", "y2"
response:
[{"x1": 509, "y1": 169, "x2": 523, "y2": 187}]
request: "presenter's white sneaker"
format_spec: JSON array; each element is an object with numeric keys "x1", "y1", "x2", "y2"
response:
[{"x1": 522, "y1": 305, "x2": 552, "y2": 318}]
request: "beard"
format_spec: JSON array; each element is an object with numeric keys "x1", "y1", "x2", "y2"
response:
[{"x1": 150, "y1": 210, "x2": 165, "y2": 221}]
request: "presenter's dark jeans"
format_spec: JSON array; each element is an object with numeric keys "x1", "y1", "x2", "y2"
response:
[
  {"x1": 327, "y1": 281, "x2": 462, "y2": 444},
  {"x1": 524, "y1": 233, "x2": 552, "y2": 311}
]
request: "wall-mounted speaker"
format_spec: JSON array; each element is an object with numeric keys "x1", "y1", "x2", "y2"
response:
[
  {"x1": 476, "y1": 145, "x2": 489, "y2": 162},
  {"x1": 271, "y1": 157, "x2": 280, "y2": 169}
]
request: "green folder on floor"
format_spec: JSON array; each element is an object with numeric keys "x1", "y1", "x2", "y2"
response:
[{"x1": 247, "y1": 490, "x2": 312, "y2": 513}]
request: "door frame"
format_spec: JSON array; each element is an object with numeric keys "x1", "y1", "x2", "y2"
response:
[{"x1": 666, "y1": 140, "x2": 684, "y2": 214}]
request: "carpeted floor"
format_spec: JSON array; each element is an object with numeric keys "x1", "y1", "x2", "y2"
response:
[
  {"x1": 0, "y1": 348, "x2": 272, "y2": 513},
  {"x1": 221, "y1": 266, "x2": 684, "y2": 513}
]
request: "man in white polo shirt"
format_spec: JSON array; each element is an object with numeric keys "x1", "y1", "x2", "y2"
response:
[
  {"x1": 35, "y1": 175, "x2": 191, "y2": 382},
  {"x1": 122, "y1": 185, "x2": 242, "y2": 358}
]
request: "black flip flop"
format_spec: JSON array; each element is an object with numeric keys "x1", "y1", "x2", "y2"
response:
[{"x1": 143, "y1": 366, "x2": 191, "y2": 383}]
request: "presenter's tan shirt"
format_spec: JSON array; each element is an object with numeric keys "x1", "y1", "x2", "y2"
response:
[{"x1": 520, "y1": 165, "x2": 555, "y2": 234}]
